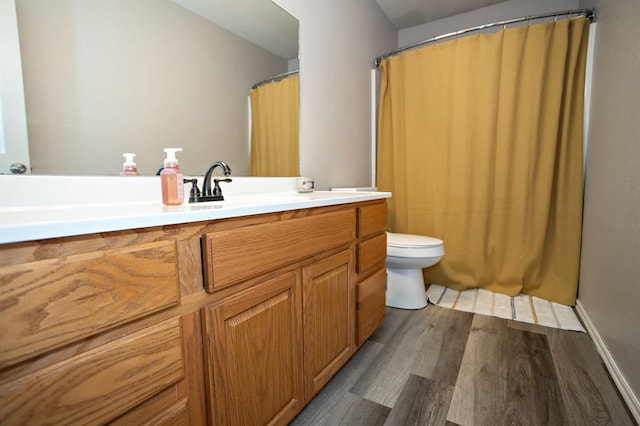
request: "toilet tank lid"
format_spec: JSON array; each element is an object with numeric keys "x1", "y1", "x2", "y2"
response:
[{"x1": 387, "y1": 232, "x2": 443, "y2": 247}]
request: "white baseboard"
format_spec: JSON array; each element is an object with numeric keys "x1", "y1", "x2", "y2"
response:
[{"x1": 575, "y1": 299, "x2": 640, "y2": 422}]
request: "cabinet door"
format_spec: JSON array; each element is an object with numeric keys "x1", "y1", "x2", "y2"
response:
[
  {"x1": 302, "y1": 249, "x2": 355, "y2": 400},
  {"x1": 204, "y1": 271, "x2": 303, "y2": 426}
]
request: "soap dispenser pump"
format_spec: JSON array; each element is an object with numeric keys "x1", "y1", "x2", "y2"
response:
[
  {"x1": 160, "y1": 148, "x2": 184, "y2": 205},
  {"x1": 120, "y1": 153, "x2": 139, "y2": 176}
]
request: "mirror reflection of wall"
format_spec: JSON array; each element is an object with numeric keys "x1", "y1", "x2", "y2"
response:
[{"x1": 13, "y1": 0, "x2": 298, "y2": 176}]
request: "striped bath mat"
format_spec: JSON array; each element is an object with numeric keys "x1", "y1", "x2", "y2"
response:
[{"x1": 426, "y1": 284, "x2": 585, "y2": 332}]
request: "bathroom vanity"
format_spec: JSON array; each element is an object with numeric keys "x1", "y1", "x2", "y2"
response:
[{"x1": 0, "y1": 177, "x2": 389, "y2": 425}]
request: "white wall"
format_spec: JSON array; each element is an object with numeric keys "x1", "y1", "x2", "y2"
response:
[
  {"x1": 275, "y1": 0, "x2": 397, "y2": 189},
  {"x1": 578, "y1": 0, "x2": 640, "y2": 416},
  {"x1": 399, "y1": 0, "x2": 579, "y2": 46}
]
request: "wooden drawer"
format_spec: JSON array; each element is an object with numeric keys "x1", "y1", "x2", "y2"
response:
[
  {"x1": 147, "y1": 399, "x2": 190, "y2": 425},
  {"x1": 113, "y1": 396, "x2": 190, "y2": 426},
  {"x1": 357, "y1": 233, "x2": 386, "y2": 274},
  {"x1": 357, "y1": 202, "x2": 387, "y2": 238},
  {"x1": 356, "y1": 268, "x2": 386, "y2": 346},
  {"x1": 0, "y1": 240, "x2": 180, "y2": 369},
  {"x1": 203, "y1": 209, "x2": 355, "y2": 292},
  {"x1": 0, "y1": 317, "x2": 185, "y2": 425}
]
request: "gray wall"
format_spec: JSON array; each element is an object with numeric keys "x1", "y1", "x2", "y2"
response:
[
  {"x1": 275, "y1": 0, "x2": 397, "y2": 190},
  {"x1": 579, "y1": 0, "x2": 640, "y2": 403}
]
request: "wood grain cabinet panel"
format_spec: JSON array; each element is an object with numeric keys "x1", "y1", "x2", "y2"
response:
[
  {"x1": 111, "y1": 384, "x2": 194, "y2": 426},
  {"x1": 357, "y1": 232, "x2": 387, "y2": 274},
  {"x1": 0, "y1": 200, "x2": 387, "y2": 425},
  {"x1": 356, "y1": 268, "x2": 387, "y2": 346},
  {"x1": 203, "y1": 209, "x2": 355, "y2": 292},
  {"x1": 357, "y1": 202, "x2": 387, "y2": 238},
  {"x1": 0, "y1": 317, "x2": 184, "y2": 425},
  {"x1": 204, "y1": 271, "x2": 304, "y2": 426},
  {"x1": 0, "y1": 241, "x2": 180, "y2": 369},
  {"x1": 302, "y1": 249, "x2": 355, "y2": 400},
  {"x1": 122, "y1": 399, "x2": 189, "y2": 426},
  {"x1": 355, "y1": 200, "x2": 388, "y2": 349},
  {"x1": 141, "y1": 399, "x2": 190, "y2": 426}
]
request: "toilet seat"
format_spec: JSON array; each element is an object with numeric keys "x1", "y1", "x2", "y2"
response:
[{"x1": 387, "y1": 232, "x2": 444, "y2": 258}]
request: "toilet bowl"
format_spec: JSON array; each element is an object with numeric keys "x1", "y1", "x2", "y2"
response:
[{"x1": 386, "y1": 232, "x2": 444, "y2": 309}]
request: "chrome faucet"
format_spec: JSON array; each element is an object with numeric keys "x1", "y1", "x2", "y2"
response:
[{"x1": 200, "y1": 161, "x2": 232, "y2": 202}]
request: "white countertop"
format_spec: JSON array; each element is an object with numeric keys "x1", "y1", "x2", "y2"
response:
[{"x1": 0, "y1": 176, "x2": 390, "y2": 244}]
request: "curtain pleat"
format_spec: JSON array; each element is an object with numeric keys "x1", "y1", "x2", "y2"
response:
[
  {"x1": 249, "y1": 74, "x2": 299, "y2": 176},
  {"x1": 377, "y1": 18, "x2": 589, "y2": 305}
]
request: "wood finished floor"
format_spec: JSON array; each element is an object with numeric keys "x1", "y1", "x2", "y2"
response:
[{"x1": 291, "y1": 305, "x2": 636, "y2": 426}]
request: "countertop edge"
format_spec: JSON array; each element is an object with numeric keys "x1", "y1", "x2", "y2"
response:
[{"x1": 0, "y1": 192, "x2": 391, "y2": 245}]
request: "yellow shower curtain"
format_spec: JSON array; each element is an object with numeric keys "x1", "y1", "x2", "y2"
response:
[
  {"x1": 377, "y1": 18, "x2": 589, "y2": 305},
  {"x1": 249, "y1": 74, "x2": 299, "y2": 176}
]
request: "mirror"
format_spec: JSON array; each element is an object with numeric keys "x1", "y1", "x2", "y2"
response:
[{"x1": 9, "y1": 0, "x2": 298, "y2": 176}]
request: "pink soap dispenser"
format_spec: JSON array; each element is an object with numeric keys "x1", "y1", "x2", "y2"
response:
[
  {"x1": 160, "y1": 148, "x2": 184, "y2": 205},
  {"x1": 120, "y1": 153, "x2": 139, "y2": 176}
]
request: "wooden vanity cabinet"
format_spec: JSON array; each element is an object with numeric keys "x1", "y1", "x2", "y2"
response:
[
  {"x1": 0, "y1": 228, "x2": 206, "y2": 425},
  {"x1": 201, "y1": 206, "x2": 359, "y2": 424},
  {"x1": 0, "y1": 198, "x2": 387, "y2": 425}
]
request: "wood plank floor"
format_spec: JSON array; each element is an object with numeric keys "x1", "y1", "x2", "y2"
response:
[{"x1": 291, "y1": 305, "x2": 636, "y2": 426}]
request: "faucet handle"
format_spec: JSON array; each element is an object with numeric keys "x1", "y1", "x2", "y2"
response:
[
  {"x1": 213, "y1": 178, "x2": 232, "y2": 197},
  {"x1": 184, "y1": 178, "x2": 201, "y2": 203}
]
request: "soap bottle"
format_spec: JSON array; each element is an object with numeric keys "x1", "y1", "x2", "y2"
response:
[
  {"x1": 160, "y1": 148, "x2": 184, "y2": 205},
  {"x1": 120, "y1": 153, "x2": 139, "y2": 176}
]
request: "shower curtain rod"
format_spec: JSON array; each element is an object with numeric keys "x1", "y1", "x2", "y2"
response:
[
  {"x1": 251, "y1": 70, "x2": 299, "y2": 90},
  {"x1": 375, "y1": 8, "x2": 594, "y2": 66}
]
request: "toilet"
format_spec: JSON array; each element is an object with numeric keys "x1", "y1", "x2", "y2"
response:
[{"x1": 386, "y1": 232, "x2": 444, "y2": 309}]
